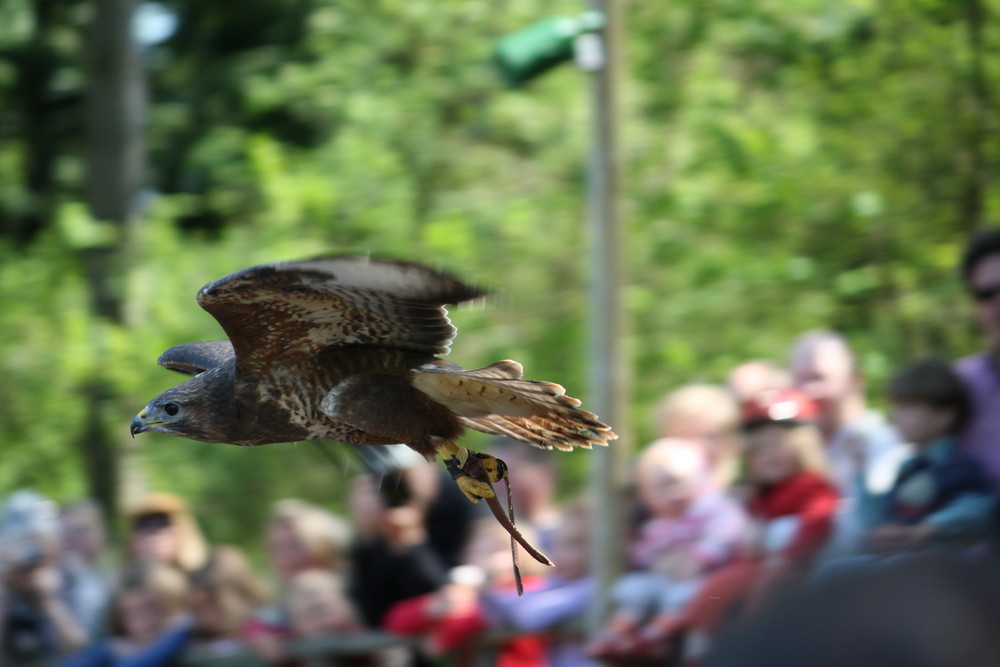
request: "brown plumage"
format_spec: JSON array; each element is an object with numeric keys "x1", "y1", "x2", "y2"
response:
[{"x1": 130, "y1": 256, "x2": 616, "y2": 458}]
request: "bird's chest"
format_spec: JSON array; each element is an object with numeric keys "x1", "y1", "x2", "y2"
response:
[
  {"x1": 228, "y1": 350, "x2": 429, "y2": 444},
  {"x1": 271, "y1": 375, "x2": 326, "y2": 425},
  {"x1": 241, "y1": 366, "x2": 360, "y2": 442},
  {"x1": 226, "y1": 369, "x2": 327, "y2": 443}
]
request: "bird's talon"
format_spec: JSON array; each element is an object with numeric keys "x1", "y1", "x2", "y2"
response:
[{"x1": 455, "y1": 475, "x2": 495, "y2": 503}]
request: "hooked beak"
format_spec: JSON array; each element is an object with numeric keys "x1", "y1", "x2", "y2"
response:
[
  {"x1": 130, "y1": 409, "x2": 148, "y2": 437},
  {"x1": 130, "y1": 408, "x2": 166, "y2": 437}
]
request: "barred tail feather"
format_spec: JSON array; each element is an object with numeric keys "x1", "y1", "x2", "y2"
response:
[{"x1": 411, "y1": 362, "x2": 617, "y2": 451}]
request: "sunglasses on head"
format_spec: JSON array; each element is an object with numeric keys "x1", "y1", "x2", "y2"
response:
[
  {"x1": 133, "y1": 512, "x2": 171, "y2": 532},
  {"x1": 971, "y1": 284, "x2": 1000, "y2": 303}
]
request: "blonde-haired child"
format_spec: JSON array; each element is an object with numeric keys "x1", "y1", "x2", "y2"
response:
[
  {"x1": 680, "y1": 390, "x2": 839, "y2": 656},
  {"x1": 287, "y1": 570, "x2": 362, "y2": 638},
  {"x1": 589, "y1": 438, "x2": 748, "y2": 659}
]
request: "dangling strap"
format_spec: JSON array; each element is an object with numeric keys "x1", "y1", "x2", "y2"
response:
[
  {"x1": 504, "y1": 474, "x2": 524, "y2": 595},
  {"x1": 482, "y1": 476, "x2": 553, "y2": 595}
]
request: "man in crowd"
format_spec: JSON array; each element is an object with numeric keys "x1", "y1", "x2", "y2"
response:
[
  {"x1": 956, "y1": 229, "x2": 1000, "y2": 485},
  {"x1": 789, "y1": 331, "x2": 908, "y2": 554}
]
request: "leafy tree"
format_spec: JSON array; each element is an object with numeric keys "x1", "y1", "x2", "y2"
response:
[{"x1": 0, "y1": 0, "x2": 998, "y2": 550}]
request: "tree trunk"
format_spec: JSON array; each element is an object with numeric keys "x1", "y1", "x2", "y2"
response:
[
  {"x1": 957, "y1": 0, "x2": 991, "y2": 232},
  {"x1": 81, "y1": 0, "x2": 146, "y2": 524}
]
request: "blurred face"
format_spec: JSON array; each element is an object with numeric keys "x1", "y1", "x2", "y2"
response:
[
  {"x1": 665, "y1": 415, "x2": 730, "y2": 453},
  {"x1": 129, "y1": 513, "x2": 179, "y2": 566},
  {"x1": 791, "y1": 341, "x2": 856, "y2": 424},
  {"x1": 493, "y1": 452, "x2": 555, "y2": 518},
  {"x1": 968, "y1": 254, "x2": 1000, "y2": 349},
  {"x1": 464, "y1": 526, "x2": 512, "y2": 580},
  {"x1": 745, "y1": 425, "x2": 800, "y2": 485},
  {"x1": 348, "y1": 475, "x2": 384, "y2": 533},
  {"x1": 119, "y1": 590, "x2": 166, "y2": 644},
  {"x1": 728, "y1": 363, "x2": 789, "y2": 404},
  {"x1": 289, "y1": 586, "x2": 353, "y2": 637},
  {"x1": 551, "y1": 519, "x2": 588, "y2": 580},
  {"x1": 266, "y1": 519, "x2": 312, "y2": 582},
  {"x1": 61, "y1": 509, "x2": 104, "y2": 562},
  {"x1": 190, "y1": 588, "x2": 224, "y2": 636},
  {"x1": 890, "y1": 402, "x2": 954, "y2": 447},
  {"x1": 637, "y1": 466, "x2": 698, "y2": 518}
]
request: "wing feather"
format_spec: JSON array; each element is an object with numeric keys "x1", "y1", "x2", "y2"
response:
[
  {"x1": 195, "y1": 256, "x2": 485, "y2": 372},
  {"x1": 157, "y1": 341, "x2": 234, "y2": 375}
]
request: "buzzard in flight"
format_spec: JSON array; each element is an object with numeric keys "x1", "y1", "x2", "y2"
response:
[{"x1": 130, "y1": 256, "x2": 616, "y2": 564}]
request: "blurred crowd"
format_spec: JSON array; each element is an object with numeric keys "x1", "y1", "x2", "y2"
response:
[{"x1": 5, "y1": 230, "x2": 1000, "y2": 667}]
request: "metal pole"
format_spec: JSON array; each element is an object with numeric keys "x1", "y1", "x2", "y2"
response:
[{"x1": 583, "y1": 0, "x2": 627, "y2": 638}]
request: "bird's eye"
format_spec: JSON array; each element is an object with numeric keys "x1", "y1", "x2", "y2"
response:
[{"x1": 163, "y1": 403, "x2": 180, "y2": 417}]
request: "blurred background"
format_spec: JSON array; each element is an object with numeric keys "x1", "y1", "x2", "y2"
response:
[{"x1": 0, "y1": 0, "x2": 996, "y2": 550}]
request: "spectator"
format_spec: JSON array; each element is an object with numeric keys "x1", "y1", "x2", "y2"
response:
[
  {"x1": 869, "y1": 359, "x2": 996, "y2": 552},
  {"x1": 481, "y1": 499, "x2": 595, "y2": 667},
  {"x1": 188, "y1": 546, "x2": 269, "y2": 656},
  {"x1": 956, "y1": 228, "x2": 1000, "y2": 484},
  {"x1": 681, "y1": 390, "x2": 839, "y2": 652},
  {"x1": 282, "y1": 571, "x2": 382, "y2": 667},
  {"x1": 789, "y1": 330, "x2": 908, "y2": 554},
  {"x1": 347, "y1": 473, "x2": 449, "y2": 629},
  {"x1": 245, "y1": 499, "x2": 351, "y2": 663},
  {"x1": 63, "y1": 562, "x2": 191, "y2": 667},
  {"x1": 727, "y1": 360, "x2": 791, "y2": 404},
  {"x1": 652, "y1": 384, "x2": 741, "y2": 488},
  {"x1": 0, "y1": 490, "x2": 88, "y2": 664},
  {"x1": 266, "y1": 499, "x2": 352, "y2": 582},
  {"x1": 58, "y1": 500, "x2": 112, "y2": 640},
  {"x1": 125, "y1": 493, "x2": 208, "y2": 576},
  {"x1": 356, "y1": 444, "x2": 478, "y2": 570},
  {"x1": 287, "y1": 570, "x2": 362, "y2": 639},
  {"x1": 588, "y1": 439, "x2": 748, "y2": 660},
  {"x1": 739, "y1": 390, "x2": 839, "y2": 569},
  {"x1": 382, "y1": 518, "x2": 547, "y2": 665}
]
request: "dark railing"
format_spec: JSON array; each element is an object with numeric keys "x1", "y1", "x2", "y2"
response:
[{"x1": 180, "y1": 632, "x2": 417, "y2": 666}]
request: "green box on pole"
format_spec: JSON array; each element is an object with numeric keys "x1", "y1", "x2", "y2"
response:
[{"x1": 494, "y1": 12, "x2": 605, "y2": 87}]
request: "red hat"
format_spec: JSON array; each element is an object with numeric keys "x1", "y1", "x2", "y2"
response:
[{"x1": 740, "y1": 389, "x2": 818, "y2": 429}]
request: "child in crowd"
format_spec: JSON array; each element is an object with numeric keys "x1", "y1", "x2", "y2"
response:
[
  {"x1": 286, "y1": 570, "x2": 370, "y2": 667},
  {"x1": 245, "y1": 498, "x2": 352, "y2": 663},
  {"x1": 680, "y1": 390, "x2": 839, "y2": 651},
  {"x1": 867, "y1": 359, "x2": 995, "y2": 552},
  {"x1": 266, "y1": 499, "x2": 352, "y2": 582},
  {"x1": 740, "y1": 390, "x2": 839, "y2": 570},
  {"x1": 588, "y1": 438, "x2": 748, "y2": 660},
  {"x1": 480, "y1": 499, "x2": 594, "y2": 667},
  {"x1": 64, "y1": 562, "x2": 192, "y2": 667},
  {"x1": 382, "y1": 518, "x2": 547, "y2": 665},
  {"x1": 187, "y1": 546, "x2": 269, "y2": 656},
  {"x1": 653, "y1": 384, "x2": 741, "y2": 488},
  {"x1": 287, "y1": 570, "x2": 362, "y2": 639}
]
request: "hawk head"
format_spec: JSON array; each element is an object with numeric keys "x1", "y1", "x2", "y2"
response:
[{"x1": 130, "y1": 369, "x2": 235, "y2": 443}]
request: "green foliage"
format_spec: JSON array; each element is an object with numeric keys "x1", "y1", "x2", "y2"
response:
[{"x1": 1, "y1": 0, "x2": 997, "y2": 551}]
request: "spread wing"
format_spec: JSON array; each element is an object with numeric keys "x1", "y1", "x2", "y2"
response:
[
  {"x1": 195, "y1": 256, "x2": 485, "y2": 374},
  {"x1": 158, "y1": 341, "x2": 234, "y2": 375}
]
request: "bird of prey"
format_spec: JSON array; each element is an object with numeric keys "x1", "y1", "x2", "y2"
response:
[{"x1": 130, "y1": 256, "x2": 616, "y2": 565}]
